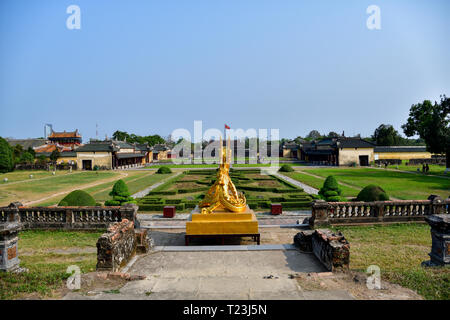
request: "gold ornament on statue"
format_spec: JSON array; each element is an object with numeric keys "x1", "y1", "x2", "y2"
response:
[{"x1": 199, "y1": 137, "x2": 246, "y2": 214}]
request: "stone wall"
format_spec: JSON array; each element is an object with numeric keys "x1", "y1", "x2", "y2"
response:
[
  {"x1": 96, "y1": 219, "x2": 137, "y2": 272},
  {"x1": 294, "y1": 229, "x2": 350, "y2": 272}
]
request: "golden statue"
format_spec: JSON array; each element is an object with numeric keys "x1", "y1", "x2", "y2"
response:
[{"x1": 199, "y1": 138, "x2": 246, "y2": 214}]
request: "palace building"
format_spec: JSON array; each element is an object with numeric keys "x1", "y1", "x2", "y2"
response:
[{"x1": 75, "y1": 140, "x2": 153, "y2": 170}]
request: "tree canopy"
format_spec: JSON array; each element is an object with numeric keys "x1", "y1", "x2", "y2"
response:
[
  {"x1": 372, "y1": 124, "x2": 401, "y2": 146},
  {"x1": 112, "y1": 130, "x2": 166, "y2": 146},
  {"x1": 402, "y1": 95, "x2": 450, "y2": 168},
  {"x1": 0, "y1": 137, "x2": 14, "y2": 173}
]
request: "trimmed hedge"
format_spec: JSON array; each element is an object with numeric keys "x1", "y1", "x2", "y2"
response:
[
  {"x1": 279, "y1": 164, "x2": 294, "y2": 172},
  {"x1": 58, "y1": 190, "x2": 97, "y2": 206},
  {"x1": 105, "y1": 179, "x2": 136, "y2": 206},
  {"x1": 356, "y1": 185, "x2": 389, "y2": 202},
  {"x1": 157, "y1": 166, "x2": 172, "y2": 174}
]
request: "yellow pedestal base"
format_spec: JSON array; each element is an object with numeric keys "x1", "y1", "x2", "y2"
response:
[{"x1": 186, "y1": 206, "x2": 259, "y2": 235}]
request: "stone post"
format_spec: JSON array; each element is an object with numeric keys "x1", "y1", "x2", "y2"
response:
[
  {"x1": 373, "y1": 201, "x2": 385, "y2": 223},
  {"x1": 310, "y1": 200, "x2": 330, "y2": 228},
  {"x1": 65, "y1": 209, "x2": 74, "y2": 229},
  {"x1": 424, "y1": 214, "x2": 450, "y2": 266},
  {"x1": 428, "y1": 195, "x2": 444, "y2": 215},
  {"x1": 0, "y1": 205, "x2": 22, "y2": 272},
  {"x1": 120, "y1": 203, "x2": 139, "y2": 228}
]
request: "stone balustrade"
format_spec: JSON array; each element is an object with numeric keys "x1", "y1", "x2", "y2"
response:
[
  {"x1": 311, "y1": 196, "x2": 450, "y2": 227},
  {"x1": 0, "y1": 202, "x2": 139, "y2": 230}
]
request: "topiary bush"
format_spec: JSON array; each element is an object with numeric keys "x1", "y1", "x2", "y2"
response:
[
  {"x1": 318, "y1": 175, "x2": 346, "y2": 202},
  {"x1": 156, "y1": 166, "x2": 172, "y2": 174},
  {"x1": 356, "y1": 185, "x2": 389, "y2": 202},
  {"x1": 104, "y1": 179, "x2": 137, "y2": 206},
  {"x1": 58, "y1": 190, "x2": 97, "y2": 206},
  {"x1": 279, "y1": 164, "x2": 294, "y2": 172}
]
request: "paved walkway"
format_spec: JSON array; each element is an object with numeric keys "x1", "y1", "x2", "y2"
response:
[
  {"x1": 131, "y1": 172, "x2": 182, "y2": 199},
  {"x1": 273, "y1": 172, "x2": 319, "y2": 195}
]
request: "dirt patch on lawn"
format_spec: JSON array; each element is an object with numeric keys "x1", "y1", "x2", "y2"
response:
[{"x1": 294, "y1": 271, "x2": 423, "y2": 300}]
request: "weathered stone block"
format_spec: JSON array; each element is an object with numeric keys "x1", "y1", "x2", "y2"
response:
[
  {"x1": 312, "y1": 229, "x2": 350, "y2": 272},
  {"x1": 0, "y1": 207, "x2": 22, "y2": 272},
  {"x1": 135, "y1": 228, "x2": 152, "y2": 253},
  {"x1": 96, "y1": 219, "x2": 136, "y2": 272},
  {"x1": 293, "y1": 230, "x2": 314, "y2": 252},
  {"x1": 425, "y1": 214, "x2": 450, "y2": 266}
]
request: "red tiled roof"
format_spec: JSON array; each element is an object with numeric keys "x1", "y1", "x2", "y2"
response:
[{"x1": 48, "y1": 130, "x2": 81, "y2": 138}]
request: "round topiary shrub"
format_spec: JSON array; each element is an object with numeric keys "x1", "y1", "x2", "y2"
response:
[
  {"x1": 318, "y1": 175, "x2": 345, "y2": 202},
  {"x1": 104, "y1": 179, "x2": 137, "y2": 206},
  {"x1": 356, "y1": 185, "x2": 389, "y2": 202},
  {"x1": 322, "y1": 175, "x2": 340, "y2": 191},
  {"x1": 279, "y1": 164, "x2": 294, "y2": 172},
  {"x1": 156, "y1": 166, "x2": 172, "y2": 174},
  {"x1": 58, "y1": 190, "x2": 96, "y2": 206}
]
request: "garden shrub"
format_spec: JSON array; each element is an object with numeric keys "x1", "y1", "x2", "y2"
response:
[
  {"x1": 279, "y1": 164, "x2": 294, "y2": 172},
  {"x1": 357, "y1": 185, "x2": 390, "y2": 202},
  {"x1": 58, "y1": 190, "x2": 96, "y2": 206},
  {"x1": 105, "y1": 179, "x2": 137, "y2": 206},
  {"x1": 318, "y1": 175, "x2": 343, "y2": 202},
  {"x1": 157, "y1": 166, "x2": 172, "y2": 174}
]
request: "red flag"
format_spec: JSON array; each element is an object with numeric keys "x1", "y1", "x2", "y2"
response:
[{"x1": 225, "y1": 124, "x2": 230, "y2": 129}]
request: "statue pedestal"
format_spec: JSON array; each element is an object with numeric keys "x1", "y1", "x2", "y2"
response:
[{"x1": 185, "y1": 206, "x2": 259, "y2": 245}]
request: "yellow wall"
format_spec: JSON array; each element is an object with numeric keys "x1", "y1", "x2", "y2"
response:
[
  {"x1": 339, "y1": 148, "x2": 374, "y2": 166},
  {"x1": 76, "y1": 152, "x2": 112, "y2": 169},
  {"x1": 157, "y1": 150, "x2": 169, "y2": 160},
  {"x1": 57, "y1": 156, "x2": 77, "y2": 164},
  {"x1": 374, "y1": 151, "x2": 432, "y2": 160}
]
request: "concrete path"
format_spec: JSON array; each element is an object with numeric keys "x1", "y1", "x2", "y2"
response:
[
  {"x1": 64, "y1": 250, "x2": 342, "y2": 300},
  {"x1": 273, "y1": 172, "x2": 319, "y2": 195},
  {"x1": 131, "y1": 172, "x2": 182, "y2": 199}
]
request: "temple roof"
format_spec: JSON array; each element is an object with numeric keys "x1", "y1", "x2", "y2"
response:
[{"x1": 48, "y1": 130, "x2": 81, "y2": 139}]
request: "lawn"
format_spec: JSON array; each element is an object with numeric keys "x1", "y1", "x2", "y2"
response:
[
  {"x1": 0, "y1": 230, "x2": 101, "y2": 300},
  {"x1": 331, "y1": 224, "x2": 450, "y2": 300},
  {"x1": 284, "y1": 171, "x2": 359, "y2": 198},
  {"x1": 297, "y1": 167, "x2": 449, "y2": 200},
  {"x1": 0, "y1": 170, "x2": 71, "y2": 184},
  {"x1": 385, "y1": 161, "x2": 449, "y2": 177}
]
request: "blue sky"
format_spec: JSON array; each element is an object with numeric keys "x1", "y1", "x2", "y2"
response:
[{"x1": 0, "y1": 0, "x2": 449, "y2": 141}]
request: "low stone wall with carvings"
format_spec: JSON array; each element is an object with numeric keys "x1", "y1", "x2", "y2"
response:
[
  {"x1": 96, "y1": 219, "x2": 137, "y2": 272},
  {"x1": 310, "y1": 196, "x2": 450, "y2": 228},
  {"x1": 0, "y1": 202, "x2": 139, "y2": 230},
  {"x1": 294, "y1": 229, "x2": 350, "y2": 272}
]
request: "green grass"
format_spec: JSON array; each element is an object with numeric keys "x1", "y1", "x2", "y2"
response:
[
  {"x1": 330, "y1": 224, "x2": 449, "y2": 300},
  {"x1": 386, "y1": 162, "x2": 449, "y2": 177},
  {"x1": 301, "y1": 167, "x2": 449, "y2": 200},
  {"x1": 0, "y1": 170, "x2": 71, "y2": 184},
  {"x1": 91, "y1": 172, "x2": 174, "y2": 203},
  {"x1": 0, "y1": 171, "x2": 120, "y2": 206},
  {"x1": 0, "y1": 230, "x2": 101, "y2": 299},
  {"x1": 284, "y1": 171, "x2": 359, "y2": 198}
]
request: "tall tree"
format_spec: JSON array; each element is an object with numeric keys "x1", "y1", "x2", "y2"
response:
[
  {"x1": 372, "y1": 124, "x2": 401, "y2": 146},
  {"x1": 0, "y1": 137, "x2": 14, "y2": 173},
  {"x1": 327, "y1": 131, "x2": 339, "y2": 138},
  {"x1": 402, "y1": 95, "x2": 450, "y2": 169},
  {"x1": 112, "y1": 130, "x2": 130, "y2": 141},
  {"x1": 306, "y1": 130, "x2": 322, "y2": 140}
]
